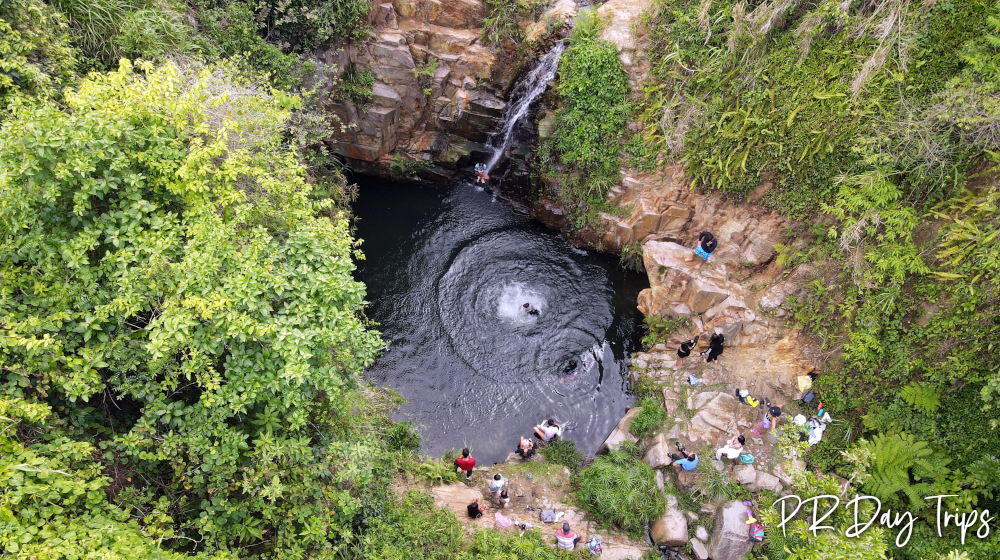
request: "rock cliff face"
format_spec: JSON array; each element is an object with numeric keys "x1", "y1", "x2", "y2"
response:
[{"x1": 319, "y1": 0, "x2": 574, "y2": 181}]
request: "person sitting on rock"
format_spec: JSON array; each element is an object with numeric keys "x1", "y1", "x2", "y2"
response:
[
  {"x1": 499, "y1": 488, "x2": 511, "y2": 509},
  {"x1": 686, "y1": 231, "x2": 718, "y2": 269},
  {"x1": 700, "y1": 332, "x2": 725, "y2": 363},
  {"x1": 676, "y1": 335, "x2": 699, "y2": 367},
  {"x1": 715, "y1": 434, "x2": 746, "y2": 462},
  {"x1": 467, "y1": 497, "x2": 488, "y2": 519},
  {"x1": 474, "y1": 162, "x2": 489, "y2": 184},
  {"x1": 533, "y1": 419, "x2": 562, "y2": 442},
  {"x1": 515, "y1": 435, "x2": 536, "y2": 459},
  {"x1": 523, "y1": 302, "x2": 540, "y2": 316},
  {"x1": 671, "y1": 452, "x2": 699, "y2": 471},
  {"x1": 556, "y1": 522, "x2": 580, "y2": 550},
  {"x1": 753, "y1": 401, "x2": 782, "y2": 436},
  {"x1": 668, "y1": 441, "x2": 699, "y2": 470}
]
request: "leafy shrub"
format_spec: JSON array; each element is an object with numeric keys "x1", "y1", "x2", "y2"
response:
[
  {"x1": 0, "y1": 0, "x2": 78, "y2": 112},
  {"x1": 0, "y1": 59, "x2": 384, "y2": 555},
  {"x1": 412, "y1": 456, "x2": 461, "y2": 485},
  {"x1": 576, "y1": 449, "x2": 665, "y2": 536},
  {"x1": 629, "y1": 397, "x2": 666, "y2": 438},
  {"x1": 640, "y1": 314, "x2": 688, "y2": 348},
  {"x1": 359, "y1": 491, "x2": 464, "y2": 559},
  {"x1": 540, "y1": 438, "x2": 583, "y2": 473},
  {"x1": 545, "y1": 10, "x2": 631, "y2": 218}
]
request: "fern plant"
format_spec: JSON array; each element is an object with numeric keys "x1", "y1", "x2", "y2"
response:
[{"x1": 853, "y1": 432, "x2": 950, "y2": 508}]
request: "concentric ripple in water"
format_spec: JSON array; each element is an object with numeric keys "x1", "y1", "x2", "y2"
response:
[{"x1": 354, "y1": 180, "x2": 647, "y2": 463}]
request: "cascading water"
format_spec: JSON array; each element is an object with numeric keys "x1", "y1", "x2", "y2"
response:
[{"x1": 484, "y1": 42, "x2": 566, "y2": 173}]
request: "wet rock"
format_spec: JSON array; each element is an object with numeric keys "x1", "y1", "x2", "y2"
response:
[
  {"x1": 650, "y1": 496, "x2": 688, "y2": 546},
  {"x1": 709, "y1": 501, "x2": 752, "y2": 560},
  {"x1": 598, "y1": 407, "x2": 640, "y2": 453},
  {"x1": 532, "y1": 199, "x2": 569, "y2": 230}
]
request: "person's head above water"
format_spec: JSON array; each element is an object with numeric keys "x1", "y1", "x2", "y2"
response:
[
  {"x1": 462, "y1": 447, "x2": 470, "y2": 458},
  {"x1": 523, "y1": 303, "x2": 530, "y2": 308}
]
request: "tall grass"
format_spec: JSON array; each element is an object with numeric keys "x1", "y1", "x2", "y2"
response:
[{"x1": 50, "y1": 0, "x2": 199, "y2": 67}]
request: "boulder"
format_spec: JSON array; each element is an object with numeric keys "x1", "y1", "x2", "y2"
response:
[
  {"x1": 735, "y1": 464, "x2": 757, "y2": 485},
  {"x1": 709, "y1": 501, "x2": 752, "y2": 560},
  {"x1": 695, "y1": 525, "x2": 709, "y2": 541},
  {"x1": 756, "y1": 471, "x2": 783, "y2": 493},
  {"x1": 685, "y1": 391, "x2": 739, "y2": 444},
  {"x1": 598, "y1": 407, "x2": 640, "y2": 453},
  {"x1": 642, "y1": 433, "x2": 673, "y2": 469},
  {"x1": 650, "y1": 496, "x2": 688, "y2": 546},
  {"x1": 690, "y1": 538, "x2": 710, "y2": 560}
]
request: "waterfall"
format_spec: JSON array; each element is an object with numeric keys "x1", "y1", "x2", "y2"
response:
[{"x1": 484, "y1": 42, "x2": 566, "y2": 173}]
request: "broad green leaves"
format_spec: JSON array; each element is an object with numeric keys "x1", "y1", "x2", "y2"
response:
[{"x1": 0, "y1": 59, "x2": 382, "y2": 555}]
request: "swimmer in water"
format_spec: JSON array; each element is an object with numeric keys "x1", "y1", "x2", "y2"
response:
[
  {"x1": 523, "y1": 303, "x2": 540, "y2": 316},
  {"x1": 560, "y1": 359, "x2": 578, "y2": 383}
]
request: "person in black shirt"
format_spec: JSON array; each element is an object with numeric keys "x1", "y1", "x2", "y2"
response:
[
  {"x1": 700, "y1": 332, "x2": 725, "y2": 363},
  {"x1": 467, "y1": 497, "x2": 488, "y2": 518},
  {"x1": 676, "y1": 335, "x2": 699, "y2": 367},
  {"x1": 687, "y1": 231, "x2": 718, "y2": 269}
]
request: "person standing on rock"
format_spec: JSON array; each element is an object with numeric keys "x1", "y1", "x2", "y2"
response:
[
  {"x1": 455, "y1": 447, "x2": 476, "y2": 479},
  {"x1": 701, "y1": 332, "x2": 725, "y2": 363},
  {"x1": 686, "y1": 231, "x2": 718, "y2": 269},
  {"x1": 715, "y1": 434, "x2": 746, "y2": 462},
  {"x1": 676, "y1": 335, "x2": 699, "y2": 367},
  {"x1": 556, "y1": 522, "x2": 580, "y2": 550}
]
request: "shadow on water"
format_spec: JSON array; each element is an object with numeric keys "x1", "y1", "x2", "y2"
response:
[{"x1": 353, "y1": 178, "x2": 648, "y2": 464}]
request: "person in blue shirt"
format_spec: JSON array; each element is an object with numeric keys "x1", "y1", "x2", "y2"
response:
[{"x1": 668, "y1": 441, "x2": 699, "y2": 470}]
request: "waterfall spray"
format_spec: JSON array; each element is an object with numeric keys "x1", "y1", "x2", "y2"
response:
[{"x1": 484, "y1": 42, "x2": 566, "y2": 173}]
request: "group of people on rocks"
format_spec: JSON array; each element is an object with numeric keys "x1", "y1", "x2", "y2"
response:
[{"x1": 456, "y1": 417, "x2": 585, "y2": 549}]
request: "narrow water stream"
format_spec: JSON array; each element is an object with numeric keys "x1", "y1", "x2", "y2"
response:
[{"x1": 354, "y1": 179, "x2": 647, "y2": 463}]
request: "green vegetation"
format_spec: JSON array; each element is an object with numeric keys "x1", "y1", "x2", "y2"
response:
[
  {"x1": 482, "y1": 0, "x2": 539, "y2": 46},
  {"x1": 628, "y1": 397, "x2": 666, "y2": 438},
  {"x1": 640, "y1": 314, "x2": 688, "y2": 348},
  {"x1": 539, "y1": 438, "x2": 584, "y2": 473},
  {"x1": 540, "y1": 11, "x2": 632, "y2": 228},
  {"x1": 50, "y1": 0, "x2": 201, "y2": 69},
  {"x1": 633, "y1": 0, "x2": 1000, "y2": 556},
  {"x1": 0, "y1": 0, "x2": 78, "y2": 111},
  {"x1": 576, "y1": 447, "x2": 664, "y2": 536}
]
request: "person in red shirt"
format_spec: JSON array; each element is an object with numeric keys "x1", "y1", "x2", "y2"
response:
[{"x1": 454, "y1": 447, "x2": 476, "y2": 479}]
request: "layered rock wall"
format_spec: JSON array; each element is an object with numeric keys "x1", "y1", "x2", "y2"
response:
[{"x1": 319, "y1": 0, "x2": 575, "y2": 181}]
